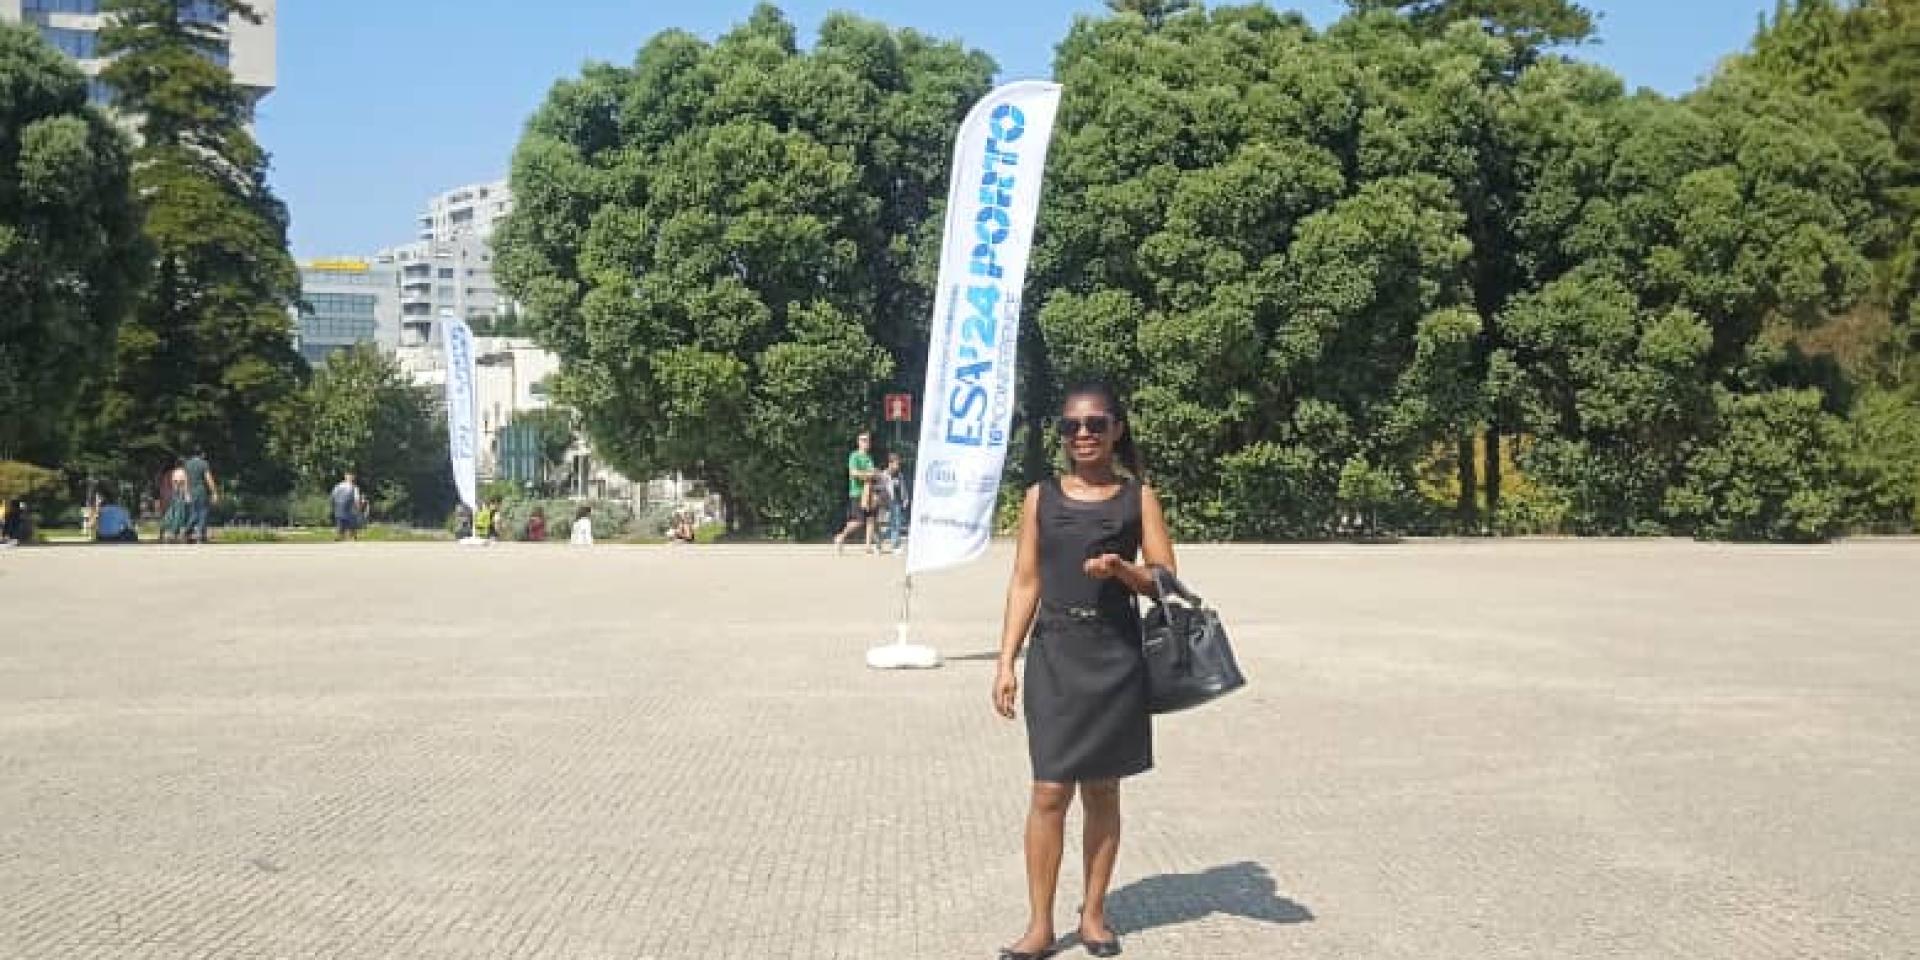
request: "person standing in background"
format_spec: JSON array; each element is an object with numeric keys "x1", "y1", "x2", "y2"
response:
[
  {"x1": 569, "y1": 504, "x2": 594, "y2": 546},
  {"x1": 881, "y1": 451, "x2": 908, "y2": 554},
  {"x1": 160, "y1": 459, "x2": 190, "y2": 544},
  {"x1": 330, "y1": 472, "x2": 363, "y2": 541},
  {"x1": 182, "y1": 449, "x2": 218, "y2": 544},
  {"x1": 832, "y1": 432, "x2": 878, "y2": 554}
]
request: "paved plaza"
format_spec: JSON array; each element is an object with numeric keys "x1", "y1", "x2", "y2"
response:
[{"x1": 2, "y1": 540, "x2": 1916, "y2": 959}]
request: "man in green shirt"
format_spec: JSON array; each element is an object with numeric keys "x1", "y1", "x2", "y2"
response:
[
  {"x1": 182, "y1": 449, "x2": 218, "y2": 544},
  {"x1": 832, "y1": 431, "x2": 878, "y2": 554}
]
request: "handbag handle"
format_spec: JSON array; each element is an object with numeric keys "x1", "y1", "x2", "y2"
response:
[{"x1": 1147, "y1": 565, "x2": 1204, "y2": 609}]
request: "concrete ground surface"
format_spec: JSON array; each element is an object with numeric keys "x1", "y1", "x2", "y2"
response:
[{"x1": 1, "y1": 540, "x2": 1915, "y2": 960}]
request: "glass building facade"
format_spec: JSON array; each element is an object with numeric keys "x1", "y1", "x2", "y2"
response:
[{"x1": 297, "y1": 261, "x2": 400, "y2": 367}]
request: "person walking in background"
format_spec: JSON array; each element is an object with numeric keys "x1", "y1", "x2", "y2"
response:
[
  {"x1": 330, "y1": 472, "x2": 363, "y2": 541},
  {"x1": 569, "y1": 504, "x2": 594, "y2": 546},
  {"x1": 182, "y1": 449, "x2": 218, "y2": 544},
  {"x1": 992, "y1": 382, "x2": 1176, "y2": 960},
  {"x1": 524, "y1": 506, "x2": 547, "y2": 542},
  {"x1": 831, "y1": 431, "x2": 878, "y2": 554},
  {"x1": 160, "y1": 459, "x2": 190, "y2": 544},
  {"x1": 474, "y1": 500, "x2": 496, "y2": 541},
  {"x1": 453, "y1": 504, "x2": 474, "y2": 540},
  {"x1": 881, "y1": 451, "x2": 908, "y2": 554}
]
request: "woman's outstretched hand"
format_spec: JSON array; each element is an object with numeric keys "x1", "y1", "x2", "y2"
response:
[{"x1": 993, "y1": 665, "x2": 1019, "y2": 719}]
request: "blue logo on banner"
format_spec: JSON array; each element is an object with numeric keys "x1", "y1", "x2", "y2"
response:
[
  {"x1": 927, "y1": 460, "x2": 959, "y2": 498},
  {"x1": 944, "y1": 103, "x2": 1029, "y2": 451}
]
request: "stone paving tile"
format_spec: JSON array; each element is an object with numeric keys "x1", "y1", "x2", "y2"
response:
[{"x1": 2, "y1": 540, "x2": 1916, "y2": 959}]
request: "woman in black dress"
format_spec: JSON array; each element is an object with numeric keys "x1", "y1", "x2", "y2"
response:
[{"x1": 994, "y1": 383, "x2": 1176, "y2": 960}]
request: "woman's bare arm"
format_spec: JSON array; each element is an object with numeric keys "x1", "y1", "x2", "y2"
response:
[
  {"x1": 993, "y1": 485, "x2": 1044, "y2": 718},
  {"x1": 1093, "y1": 485, "x2": 1178, "y2": 595}
]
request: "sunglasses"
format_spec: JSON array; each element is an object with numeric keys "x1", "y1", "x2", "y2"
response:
[{"x1": 1056, "y1": 415, "x2": 1114, "y2": 438}]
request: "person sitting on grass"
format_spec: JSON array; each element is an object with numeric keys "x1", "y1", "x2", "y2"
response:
[
  {"x1": 669, "y1": 509, "x2": 696, "y2": 543},
  {"x1": 475, "y1": 500, "x2": 496, "y2": 540},
  {"x1": 1, "y1": 498, "x2": 29, "y2": 545},
  {"x1": 524, "y1": 507, "x2": 547, "y2": 542},
  {"x1": 93, "y1": 490, "x2": 138, "y2": 543}
]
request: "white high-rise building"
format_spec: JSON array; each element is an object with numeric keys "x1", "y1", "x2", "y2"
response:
[
  {"x1": 417, "y1": 179, "x2": 513, "y2": 243},
  {"x1": 387, "y1": 180, "x2": 517, "y2": 363},
  {"x1": 1, "y1": 0, "x2": 276, "y2": 109},
  {"x1": 385, "y1": 234, "x2": 507, "y2": 356}
]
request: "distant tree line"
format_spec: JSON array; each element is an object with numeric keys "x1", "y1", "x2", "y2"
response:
[{"x1": 5, "y1": 1, "x2": 1917, "y2": 540}]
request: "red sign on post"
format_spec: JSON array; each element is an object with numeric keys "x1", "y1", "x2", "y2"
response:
[{"x1": 884, "y1": 393, "x2": 913, "y2": 422}]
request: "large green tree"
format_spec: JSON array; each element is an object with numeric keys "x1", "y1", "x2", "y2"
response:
[
  {"x1": 272, "y1": 345, "x2": 452, "y2": 524},
  {"x1": 1346, "y1": 0, "x2": 1597, "y2": 52},
  {"x1": 1710, "y1": 0, "x2": 1920, "y2": 530},
  {"x1": 1735, "y1": 1, "x2": 1919, "y2": 332},
  {"x1": 496, "y1": 4, "x2": 993, "y2": 533},
  {"x1": 1030, "y1": 3, "x2": 1895, "y2": 540},
  {"x1": 0, "y1": 24, "x2": 144, "y2": 465},
  {"x1": 76, "y1": 0, "x2": 305, "y2": 492},
  {"x1": 1033, "y1": 7, "x2": 1488, "y2": 538}
]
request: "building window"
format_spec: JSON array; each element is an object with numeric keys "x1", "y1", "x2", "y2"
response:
[
  {"x1": 37, "y1": 26, "x2": 99, "y2": 59},
  {"x1": 86, "y1": 78, "x2": 116, "y2": 107},
  {"x1": 436, "y1": 268, "x2": 454, "y2": 279},
  {"x1": 181, "y1": 0, "x2": 225, "y2": 25},
  {"x1": 24, "y1": 0, "x2": 101, "y2": 13}
]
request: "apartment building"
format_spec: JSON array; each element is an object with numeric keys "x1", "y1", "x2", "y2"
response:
[{"x1": 0, "y1": 0, "x2": 275, "y2": 109}]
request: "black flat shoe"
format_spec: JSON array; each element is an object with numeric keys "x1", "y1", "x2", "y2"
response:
[
  {"x1": 997, "y1": 948, "x2": 1057, "y2": 960},
  {"x1": 1076, "y1": 905, "x2": 1121, "y2": 957}
]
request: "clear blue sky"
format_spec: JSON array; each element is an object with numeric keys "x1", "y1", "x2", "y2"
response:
[{"x1": 262, "y1": 0, "x2": 1775, "y2": 259}]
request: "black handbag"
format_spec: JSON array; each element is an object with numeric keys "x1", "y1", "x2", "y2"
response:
[{"x1": 1140, "y1": 566, "x2": 1247, "y2": 714}]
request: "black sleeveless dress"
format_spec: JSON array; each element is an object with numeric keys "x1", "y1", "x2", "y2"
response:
[{"x1": 1023, "y1": 477, "x2": 1153, "y2": 783}]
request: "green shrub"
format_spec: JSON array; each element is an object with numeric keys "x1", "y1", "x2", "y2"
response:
[
  {"x1": 358, "y1": 524, "x2": 450, "y2": 542},
  {"x1": 494, "y1": 498, "x2": 634, "y2": 541},
  {"x1": 216, "y1": 528, "x2": 284, "y2": 544},
  {"x1": 288, "y1": 492, "x2": 333, "y2": 527},
  {"x1": 214, "y1": 493, "x2": 291, "y2": 527},
  {"x1": 0, "y1": 461, "x2": 60, "y2": 502}
]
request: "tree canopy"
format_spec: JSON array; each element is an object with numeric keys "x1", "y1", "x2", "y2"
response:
[
  {"x1": 75, "y1": 0, "x2": 305, "y2": 493},
  {"x1": 496, "y1": 3, "x2": 995, "y2": 533},
  {"x1": 271, "y1": 345, "x2": 452, "y2": 524},
  {"x1": 0, "y1": 23, "x2": 144, "y2": 465},
  {"x1": 491, "y1": 1, "x2": 1920, "y2": 541}
]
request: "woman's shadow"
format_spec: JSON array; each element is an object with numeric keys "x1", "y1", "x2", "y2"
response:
[{"x1": 1092, "y1": 861, "x2": 1313, "y2": 940}]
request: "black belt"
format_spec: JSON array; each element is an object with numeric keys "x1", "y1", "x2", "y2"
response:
[{"x1": 1041, "y1": 601, "x2": 1125, "y2": 622}]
